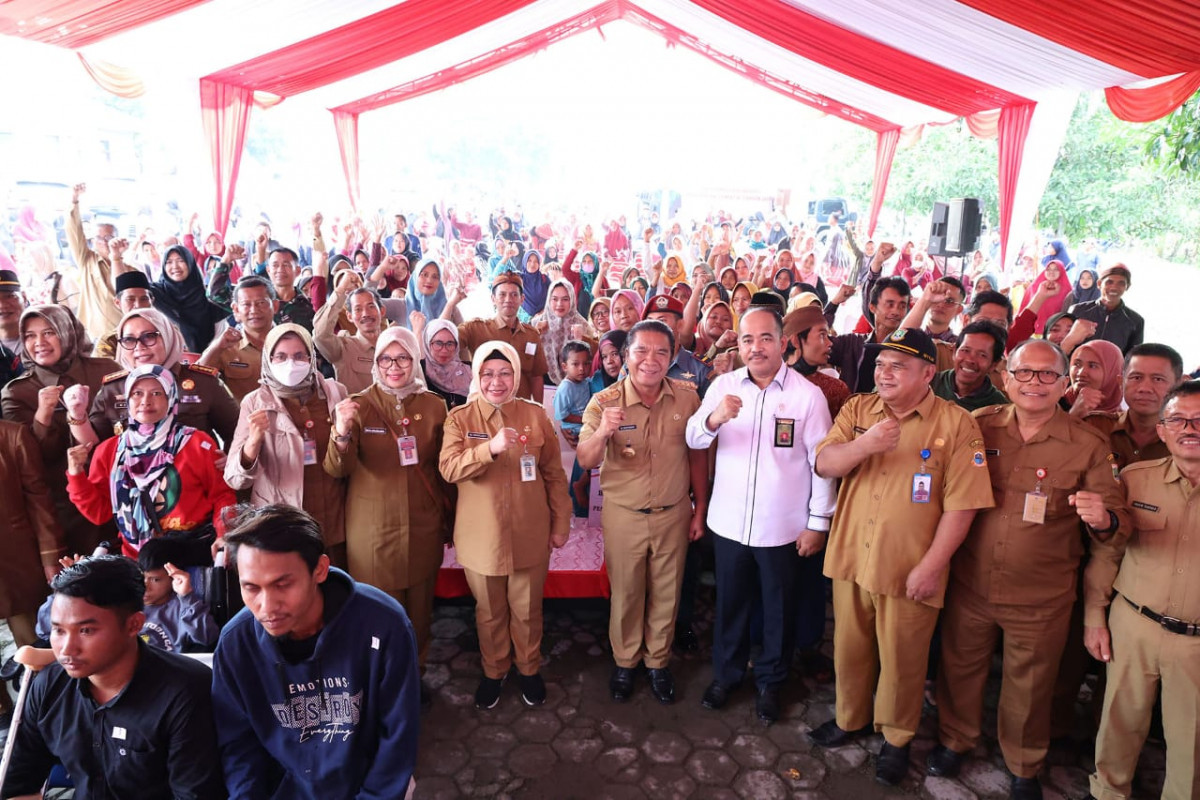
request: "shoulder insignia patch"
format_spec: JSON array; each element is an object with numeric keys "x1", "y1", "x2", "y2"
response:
[
  {"x1": 969, "y1": 438, "x2": 984, "y2": 448},
  {"x1": 102, "y1": 369, "x2": 129, "y2": 384},
  {"x1": 972, "y1": 451, "x2": 987, "y2": 467}
]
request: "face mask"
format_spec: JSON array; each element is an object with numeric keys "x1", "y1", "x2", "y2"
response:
[
  {"x1": 581, "y1": 260, "x2": 595, "y2": 274},
  {"x1": 270, "y1": 360, "x2": 311, "y2": 387}
]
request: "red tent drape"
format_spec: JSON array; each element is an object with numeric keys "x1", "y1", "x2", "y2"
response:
[
  {"x1": 332, "y1": 110, "x2": 361, "y2": 211},
  {"x1": 868, "y1": 128, "x2": 900, "y2": 237},
  {"x1": 0, "y1": 0, "x2": 208, "y2": 48},
  {"x1": 996, "y1": 102, "x2": 1036, "y2": 268},
  {"x1": 200, "y1": 79, "x2": 253, "y2": 238},
  {"x1": 1106, "y1": 71, "x2": 1200, "y2": 122}
]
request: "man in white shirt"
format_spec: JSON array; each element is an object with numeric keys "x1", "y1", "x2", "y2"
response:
[{"x1": 686, "y1": 307, "x2": 837, "y2": 724}]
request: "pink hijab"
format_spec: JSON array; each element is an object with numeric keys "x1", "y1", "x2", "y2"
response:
[
  {"x1": 1068, "y1": 339, "x2": 1125, "y2": 414},
  {"x1": 1019, "y1": 259, "x2": 1069, "y2": 332}
]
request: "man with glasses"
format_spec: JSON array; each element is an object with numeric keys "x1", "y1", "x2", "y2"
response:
[
  {"x1": 91, "y1": 270, "x2": 155, "y2": 359},
  {"x1": 314, "y1": 286, "x2": 389, "y2": 394},
  {"x1": 927, "y1": 339, "x2": 1128, "y2": 800},
  {"x1": 903, "y1": 276, "x2": 966, "y2": 343},
  {"x1": 198, "y1": 276, "x2": 277, "y2": 402},
  {"x1": 1085, "y1": 380, "x2": 1200, "y2": 800}
]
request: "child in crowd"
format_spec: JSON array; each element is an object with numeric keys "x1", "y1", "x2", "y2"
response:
[
  {"x1": 553, "y1": 340, "x2": 595, "y2": 515},
  {"x1": 137, "y1": 538, "x2": 219, "y2": 653}
]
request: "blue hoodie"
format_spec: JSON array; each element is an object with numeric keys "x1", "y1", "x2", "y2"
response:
[{"x1": 211, "y1": 569, "x2": 419, "y2": 799}]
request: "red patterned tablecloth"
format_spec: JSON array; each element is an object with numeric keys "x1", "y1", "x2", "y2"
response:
[{"x1": 436, "y1": 521, "x2": 609, "y2": 599}]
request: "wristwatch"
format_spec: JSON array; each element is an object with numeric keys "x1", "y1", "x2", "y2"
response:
[
  {"x1": 333, "y1": 433, "x2": 352, "y2": 443},
  {"x1": 1089, "y1": 510, "x2": 1119, "y2": 534}
]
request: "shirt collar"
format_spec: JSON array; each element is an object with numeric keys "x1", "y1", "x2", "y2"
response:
[
  {"x1": 739, "y1": 362, "x2": 789, "y2": 392},
  {"x1": 73, "y1": 640, "x2": 147, "y2": 709},
  {"x1": 1001, "y1": 404, "x2": 1074, "y2": 444},
  {"x1": 619, "y1": 374, "x2": 674, "y2": 408}
]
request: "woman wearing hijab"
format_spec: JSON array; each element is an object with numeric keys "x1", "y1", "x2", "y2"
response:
[
  {"x1": 588, "y1": 296, "x2": 612, "y2": 336},
  {"x1": 421, "y1": 319, "x2": 472, "y2": 410},
  {"x1": 794, "y1": 251, "x2": 829, "y2": 305},
  {"x1": 695, "y1": 300, "x2": 737, "y2": 363},
  {"x1": 518, "y1": 250, "x2": 550, "y2": 322},
  {"x1": 439, "y1": 341, "x2": 571, "y2": 710},
  {"x1": 1041, "y1": 238, "x2": 1076, "y2": 278},
  {"x1": 1, "y1": 305, "x2": 120, "y2": 555},
  {"x1": 653, "y1": 253, "x2": 688, "y2": 294},
  {"x1": 225, "y1": 324, "x2": 350, "y2": 566},
  {"x1": 407, "y1": 258, "x2": 463, "y2": 329},
  {"x1": 1043, "y1": 311, "x2": 1077, "y2": 348},
  {"x1": 630, "y1": 276, "x2": 650, "y2": 302},
  {"x1": 85, "y1": 308, "x2": 239, "y2": 446},
  {"x1": 590, "y1": 330, "x2": 627, "y2": 393},
  {"x1": 730, "y1": 281, "x2": 757, "y2": 319},
  {"x1": 325, "y1": 327, "x2": 452, "y2": 683},
  {"x1": 152, "y1": 245, "x2": 228, "y2": 353},
  {"x1": 609, "y1": 289, "x2": 644, "y2": 333},
  {"x1": 1065, "y1": 339, "x2": 1124, "y2": 418},
  {"x1": 532, "y1": 279, "x2": 592, "y2": 386},
  {"x1": 719, "y1": 267, "x2": 738, "y2": 293},
  {"x1": 771, "y1": 267, "x2": 796, "y2": 297},
  {"x1": 1063, "y1": 268, "x2": 1099, "y2": 309},
  {"x1": 66, "y1": 365, "x2": 235, "y2": 559},
  {"x1": 1018, "y1": 259, "x2": 1070, "y2": 334},
  {"x1": 543, "y1": 242, "x2": 560, "y2": 265}
]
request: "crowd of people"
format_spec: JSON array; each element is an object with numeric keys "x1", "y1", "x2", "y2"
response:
[{"x1": 0, "y1": 184, "x2": 1195, "y2": 800}]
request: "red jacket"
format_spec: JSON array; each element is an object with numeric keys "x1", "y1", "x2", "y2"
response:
[{"x1": 67, "y1": 431, "x2": 235, "y2": 557}]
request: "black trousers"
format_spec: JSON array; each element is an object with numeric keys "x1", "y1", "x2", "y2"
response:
[{"x1": 712, "y1": 535, "x2": 797, "y2": 690}]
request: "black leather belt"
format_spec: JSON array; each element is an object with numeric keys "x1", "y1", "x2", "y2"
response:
[
  {"x1": 633, "y1": 504, "x2": 676, "y2": 515},
  {"x1": 1123, "y1": 595, "x2": 1200, "y2": 636}
]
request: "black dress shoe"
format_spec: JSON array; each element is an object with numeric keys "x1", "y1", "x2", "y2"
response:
[
  {"x1": 648, "y1": 667, "x2": 675, "y2": 704},
  {"x1": 609, "y1": 666, "x2": 635, "y2": 702},
  {"x1": 925, "y1": 744, "x2": 964, "y2": 777},
  {"x1": 809, "y1": 719, "x2": 874, "y2": 747},
  {"x1": 673, "y1": 624, "x2": 699, "y2": 653},
  {"x1": 875, "y1": 742, "x2": 910, "y2": 786},
  {"x1": 700, "y1": 680, "x2": 734, "y2": 710},
  {"x1": 1010, "y1": 776, "x2": 1044, "y2": 800},
  {"x1": 755, "y1": 686, "x2": 780, "y2": 725}
]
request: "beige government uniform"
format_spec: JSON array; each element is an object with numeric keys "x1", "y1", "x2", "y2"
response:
[
  {"x1": 325, "y1": 386, "x2": 451, "y2": 666},
  {"x1": 457, "y1": 318, "x2": 548, "y2": 402},
  {"x1": 212, "y1": 336, "x2": 264, "y2": 402},
  {"x1": 89, "y1": 362, "x2": 240, "y2": 448},
  {"x1": 1085, "y1": 457, "x2": 1200, "y2": 800},
  {"x1": 312, "y1": 299, "x2": 379, "y2": 395},
  {"x1": 439, "y1": 395, "x2": 571, "y2": 679},
  {"x1": 580, "y1": 376, "x2": 699, "y2": 669},
  {"x1": 1084, "y1": 411, "x2": 1168, "y2": 472},
  {"x1": 936, "y1": 404, "x2": 1128, "y2": 778},
  {"x1": 817, "y1": 390, "x2": 994, "y2": 746}
]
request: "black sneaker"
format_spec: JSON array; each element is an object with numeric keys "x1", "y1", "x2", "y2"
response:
[
  {"x1": 474, "y1": 676, "x2": 504, "y2": 710},
  {"x1": 519, "y1": 672, "x2": 546, "y2": 706}
]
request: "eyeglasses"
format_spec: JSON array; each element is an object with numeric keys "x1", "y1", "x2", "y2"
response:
[
  {"x1": 1009, "y1": 368, "x2": 1064, "y2": 384},
  {"x1": 1159, "y1": 416, "x2": 1200, "y2": 432},
  {"x1": 480, "y1": 369, "x2": 514, "y2": 381},
  {"x1": 118, "y1": 331, "x2": 162, "y2": 350},
  {"x1": 428, "y1": 339, "x2": 457, "y2": 350},
  {"x1": 376, "y1": 354, "x2": 413, "y2": 369},
  {"x1": 237, "y1": 299, "x2": 273, "y2": 311},
  {"x1": 269, "y1": 353, "x2": 311, "y2": 364}
]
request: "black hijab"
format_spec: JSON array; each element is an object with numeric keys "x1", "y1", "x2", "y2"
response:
[{"x1": 152, "y1": 245, "x2": 227, "y2": 353}]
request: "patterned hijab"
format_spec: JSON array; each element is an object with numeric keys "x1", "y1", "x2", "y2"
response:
[
  {"x1": 540, "y1": 279, "x2": 588, "y2": 385},
  {"x1": 18, "y1": 304, "x2": 87, "y2": 377},
  {"x1": 110, "y1": 365, "x2": 195, "y2": 549},
  {"x1": 373, "y1": 326, "x2": 426, "y2": 401},
  {"x1": 115, "y1": 308, "x2": 186, "y2": 371},
  {"x1": 421, "y1": 319, "x2": 472, "y2": 397}
]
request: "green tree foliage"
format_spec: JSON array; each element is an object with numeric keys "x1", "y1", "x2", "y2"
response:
[{"x1": 1147, "y1": 90, "x2": 1200, "y2": 174}]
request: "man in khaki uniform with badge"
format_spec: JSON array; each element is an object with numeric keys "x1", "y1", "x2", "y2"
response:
[
  {"x1": 197, "y1": 276, "x2": 275, "y2": 402},
  {"x1": 578, "y1": 319, "x2": 707, "y2": 705},
  {"x1": 458, "y1": 273, "x2": 548, "y2": 403},
  {"x1": 926, "y1": 339, "x2": 1128, "y2": 800},
  {"x1": 809, "y1": 327, "x2": 994, "y2": 786},
  {"x1": 313, "y1": 285, "x2": 389, "y2": 394},
  {"x1": 1084, "y1": 380, "x2": 1200, "y2": 800}
]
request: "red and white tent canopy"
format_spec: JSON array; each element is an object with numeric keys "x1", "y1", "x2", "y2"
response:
[{"x1": 4, "y1": 0, "x2": 1198, "y2": 262}]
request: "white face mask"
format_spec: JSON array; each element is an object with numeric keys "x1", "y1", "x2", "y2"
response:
[{"x1": 270, "y1": 360, "x2": 311, "y2": 387}]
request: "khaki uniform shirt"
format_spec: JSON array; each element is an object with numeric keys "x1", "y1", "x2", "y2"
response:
[
  {"x1": 1085, "y1": 457, "x2": 1200, "y2": 626},
  {"x1": 1084, "y1": 411, "x2": 1169, "y2": 471},
  {"x1": 458, "y1": 317, "x2": 549, "y2": 402},
  {"x1": 66, "y1": 201, "x2": 122, "y2": 341},
  {"x1": 439, "y1": 396, "x2": 571, "y2": 575},
  {"x1": 818, "y1": 390, "x2": 995, "y2": 607},
  {"x1": 89, "y1": 363, "x2": 240, "y2": 448},
  {"x1": 213, "y1": 336, "x2": 264, "y2": 403},
  {"x1": 312, "y1": 300, "x2": 378, "y2": 395},
  {"x1": 92, "y1": 331, "x2": 118, "y2": 361},
  {"x1": 580, "y1": 377, "x2": 699, "y2": 511},
  {"x1": 956, "y1": 404, "x2": 1128, "y2": 606},
  {"x1": 324, "y1": 386, "x2": 451, "y2": 590}
]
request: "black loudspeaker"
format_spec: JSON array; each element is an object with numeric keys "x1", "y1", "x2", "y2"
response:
[
  {"x1": 928, "y1": 202, "x2": 949, "y2": 257},
  {"x1": 945, "y1": 198, "x2": 982, "y2": 256}
]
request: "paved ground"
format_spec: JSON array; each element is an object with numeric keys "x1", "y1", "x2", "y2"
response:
[{"x1": 413, "y1": 586, "x2": 1167, "y2": 800}]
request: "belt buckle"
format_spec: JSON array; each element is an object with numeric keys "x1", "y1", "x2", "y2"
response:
[{"x1": 1160, "y1": 615, "x2": 1188, "y2": 635}]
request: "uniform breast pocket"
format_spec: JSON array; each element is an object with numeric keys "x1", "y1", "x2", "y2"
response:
[
  {"x1": 1046, "y1": 471, "x2": 1085, "y2": 516},
  {"x1": 1131, "y1": 505, "x2": 1168, "y2": 533}
]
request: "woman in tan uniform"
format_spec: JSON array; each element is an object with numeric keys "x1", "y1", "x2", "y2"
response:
[
  {"x1": 325, "y1": 326, "x2": 452, "y2": 701},
  {"x1": 439, "y1": 340, "x2": 571, "y2": 711}
]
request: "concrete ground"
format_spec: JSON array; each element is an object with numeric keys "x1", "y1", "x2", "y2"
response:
[{"x1": 413, "y1": 587, "x2": 1167, "y2": 800}]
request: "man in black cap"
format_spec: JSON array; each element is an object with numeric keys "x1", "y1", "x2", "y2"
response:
[
  {"x1": 0, "y1": 269, "x2": 26, "y2": 392},
  {"x1": 809, "y1": 326, "x2": 994, "y2": 786},
  {"x1": 91, "y1": 271, "x2": 156, "y2": 360},
  {"x1": 1068, "y1": 263, "x2": 1143, "y2": 354}
]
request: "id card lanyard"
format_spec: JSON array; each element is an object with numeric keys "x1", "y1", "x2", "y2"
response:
[
  {"x1": 911, "y1": 448, "x2": 932, "y2": 504},
  {"x1": 1023, "y1": 468, "x2": 1048, "y2": 524},
  {"x1": 396, "y1": 415, "x2": 419, "y2": 466},
  {"x1": 519, "y1": 434, "x2": 536, "y2": 482},
  {"x1": 301, "y1": 415, "x2": 318, "y2": 465}
]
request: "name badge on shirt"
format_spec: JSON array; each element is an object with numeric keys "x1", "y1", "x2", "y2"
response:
[
  {"x1": 397, "y1": 435, "x2": 419, "y2": 466},
  {"x1": 467, "y1": 432, "x2": 489, "y2": 440},
  {"x1": 229, "y1": 361, "x2": 250, "y2": 369},
  {"x1": 520, "y1": 454, "x2": 537, "y2": 482},
  {"x1": 1023, "y1": 491, "x2": 1047, "y2": 524},
  {"x1": 525, "y1": 342, "x2": 537, "y2": 356},
  {"x1": 180, "y1": 394, "x2": 202, "y2": 404},
  {"x1": 618, "y1": 424, "x2": 637, "y2": 431},
  {"x1": 364, "y1": 427, "x2": 387, "y2": 435},
  {"x1": 303, "y1": 438, "x2": 318, "y2": 466},
  {"x1": 911, "y1": 474, "x2": 932, "y2": 504},
  {"x1": 112, "y1": 726, "x2": 127, "y2": 740},
  {"x1": 774, "y1": 418, "x2": 794, "y2": 448}
]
